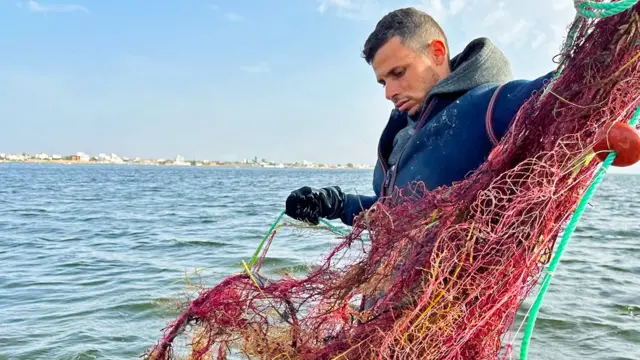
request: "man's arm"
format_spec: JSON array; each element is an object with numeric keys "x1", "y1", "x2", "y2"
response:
[
  {"x1": 489, "y1": 71, "x2": 555, "y2": 141},
  {"x1": 340, "y1": 193, "x2": 378, "y2": 226}
]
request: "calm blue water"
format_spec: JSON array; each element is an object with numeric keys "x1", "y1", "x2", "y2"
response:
[{"x1": 0, "y1": 163, "x2": 638, "y2": 360}]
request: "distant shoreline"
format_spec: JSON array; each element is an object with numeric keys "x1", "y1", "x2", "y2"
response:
[
  {"x1": 2, "y1": 160, "x2": 636, "y2": 175},
  {"x1": 0, "y1": 159, "x2": 374, "y2": 170}
]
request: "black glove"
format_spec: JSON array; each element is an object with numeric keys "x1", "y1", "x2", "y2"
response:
[{"x1": 285, "y1": 186, "x2": 345, "y2": 225}]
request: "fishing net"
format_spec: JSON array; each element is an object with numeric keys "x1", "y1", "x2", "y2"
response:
[{"x1": 146, "y1": 2, "x2": 640, "y2": 359}]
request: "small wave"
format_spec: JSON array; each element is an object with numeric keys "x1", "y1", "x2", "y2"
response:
[
  {"x1": 172, "y1": 239, "x2": 230, "y2": 248},
  {"x1": 70, "y1": 348, "x2": 101, "y2": 359},
  {"x1": 17, "y1": 208, "x2": 48, "y2": 213},
  {"x1": 613, "y1": 304, "x2": 640, "y2": 315},
  {"x1": 532, "y1": 315, "x2": 616, "y2": 332},
  {"x1": 59, "y1": 260, "x2": 93, "y2": 268},
  {"x1": 269, "y1": 263, "x2": 316, "y2": 276},
  {"x1": 602, "y1": 263, "x2": 634, "y2": 273},
  {"x1": 17, "y1": 211, "x2": 47, "y2": 218},
  {"x1": 615, "y1": 328, "x2": 640, "y2": 341},
  {"x1": 256, "y1": 257, "x2": 298, "y2": 267},
  {"x1": 110, "y1": 301, "x2": 161, "y2": 313},
  {"x1": 77, "y1": 278, "x2": 113, "y2": 287},
  {"x1": 612, "y1": 229, "x2": 640, "y2": 238}
]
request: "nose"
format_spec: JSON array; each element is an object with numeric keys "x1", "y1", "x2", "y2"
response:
[{"x1": 385, "y1": 81, "x2": 401, "y2": 103}]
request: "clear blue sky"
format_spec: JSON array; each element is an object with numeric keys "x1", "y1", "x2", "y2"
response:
[{"x1": 2, "y1": 0, "x2": 637, "y2": 173}]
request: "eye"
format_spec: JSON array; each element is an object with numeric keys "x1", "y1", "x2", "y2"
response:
[{"x1": 392, "y1": 68, "x2": 406, "y2": 78}]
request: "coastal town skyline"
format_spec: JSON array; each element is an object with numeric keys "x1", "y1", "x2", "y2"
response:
[
  {"x1": 3, "y1": 149, "x2": 640, "y2": 174},
  {"x1": 0, "y1": 150, "x2": 374, "y2": 169}
]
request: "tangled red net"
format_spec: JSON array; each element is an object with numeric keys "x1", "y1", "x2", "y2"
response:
[{"x1": 146, "y1": 3, "x2": 640, "y2": 360}]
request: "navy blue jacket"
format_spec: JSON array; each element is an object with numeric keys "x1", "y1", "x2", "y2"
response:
[{"x1": 339, "y1": 38, "x2": 554, "y2": 225}]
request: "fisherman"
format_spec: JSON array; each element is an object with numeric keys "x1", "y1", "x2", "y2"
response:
[{"x1": 285, "y1": 7, "x2": 553, "y2": 226}]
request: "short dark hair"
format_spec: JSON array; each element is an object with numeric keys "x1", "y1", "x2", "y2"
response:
[{"x1": 362, "y1": 7, "x2": 449, "y2": 64}]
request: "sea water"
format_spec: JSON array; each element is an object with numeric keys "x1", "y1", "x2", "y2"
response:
[{"x1": 1, "y1": 163, "x2": 638, "y2": 359}]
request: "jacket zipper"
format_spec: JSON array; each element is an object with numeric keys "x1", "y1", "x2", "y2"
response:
[
  {"x1": 376, "y1": 109, "x2": 397, "y2": 198},
  {"x1": 383, "y1": 99, "x2": 438, "y2": 196},
  {"x1": 378, "y1": 140, "x2": 389, "y2": 197}
]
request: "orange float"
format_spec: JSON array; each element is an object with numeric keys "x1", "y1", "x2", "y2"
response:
[{"x1": 593, "y1": 122, "x2": 640, "y2": 167}]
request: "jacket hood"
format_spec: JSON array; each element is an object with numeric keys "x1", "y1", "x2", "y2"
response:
[{"x1": 429, "y1": 37, "x2": 514, "y2": 97}]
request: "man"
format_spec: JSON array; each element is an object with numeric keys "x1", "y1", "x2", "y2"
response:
[{"x1": 285, "y1": 7, "x2": 553, "y2": 226}]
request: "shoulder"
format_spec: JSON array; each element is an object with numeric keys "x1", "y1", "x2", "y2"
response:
[
  {"x1": 451, "y1": 82, "x2": 502, "y2": 112},
  {"x1": 466, "y1": 71, "x2": 555, "y2": 98},
  {"x1": 460, "y1": 71, "x2": 555, "y2": 112},
  {"x1": 495, "y1": 71, "x2": 555, "y2": 103}
]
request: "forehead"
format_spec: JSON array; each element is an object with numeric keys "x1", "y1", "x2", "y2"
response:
[{"x1": 372, "y1": 37, "x2": 417, "y2": 76}]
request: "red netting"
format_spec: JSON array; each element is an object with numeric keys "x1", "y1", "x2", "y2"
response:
[{"x1": 146, "y1": 4, "x2": 640, "y2": 360}]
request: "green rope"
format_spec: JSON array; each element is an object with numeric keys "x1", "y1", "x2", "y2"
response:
[
  {"x1": 519, "y1": 106, "x2": 640, "y2": 359},
  {"x1": 519, "y1": 1, "x2": 638, "y2": 357},
  {"x1": 319, "y1": 218, "x2": 349, "y2": 235},
  {"x1": 247, "y1": 210, "x2": 286, "y2": 267},
  {"x1": 577, "y1": 0, "x2": 638, "y2": 18},
  {"x1": 247, "y1": 210, "x2": 348, "y2": 268}
]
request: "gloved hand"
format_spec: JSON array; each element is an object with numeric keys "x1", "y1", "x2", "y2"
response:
[{"x1": 285, "y1": 186, "x2": 345, "y2": 225}]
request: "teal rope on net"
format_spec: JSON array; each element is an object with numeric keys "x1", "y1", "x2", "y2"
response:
[
  {"x1": 576, "y1": 0, "x2": 638, "y2": 18},
  {"x1": 519, "y1": 1, "x2": 638, "y2": 358},
  {"x1": 247, "y1": 210, "x2": 285, "y2": 267},
  {"x1": 247, "y1": 210, "x2": 348, "y2": 268},
  {"x1": 519, "y1": 104, "x2": 640, "y2": 359}
]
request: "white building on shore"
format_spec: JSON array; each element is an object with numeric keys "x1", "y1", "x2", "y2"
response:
[
  {"x1": 76, "y1": 152, "x2": 90, "y2": 162},
  {"x1": 174, "y1": 155, "x2": 190, "y2": 166}
]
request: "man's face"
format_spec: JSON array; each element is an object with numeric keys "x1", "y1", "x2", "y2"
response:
[{"x1": 372, "y1": 36, "x2": 449, "y2": 116}]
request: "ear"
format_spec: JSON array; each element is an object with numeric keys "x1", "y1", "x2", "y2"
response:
[{"x1": 431, "y1": 40, "x2": 447, "y2": 66}]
